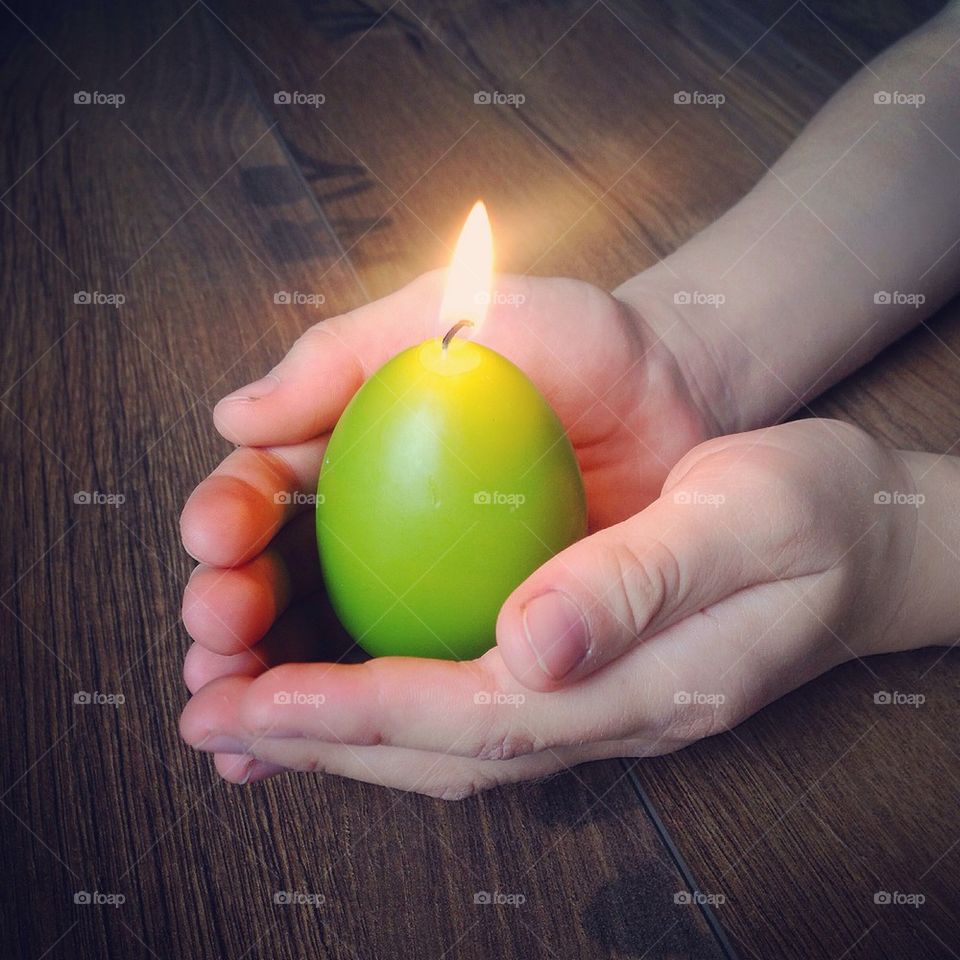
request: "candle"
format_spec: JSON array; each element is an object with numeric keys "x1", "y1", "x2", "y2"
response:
[{"x1": 316, "y1": 202, "x2": 587, "y2": 659}]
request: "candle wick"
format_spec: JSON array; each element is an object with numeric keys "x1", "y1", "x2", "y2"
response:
[{"x1": 442, "y1": 319, "x2": 475, "y2": 350}]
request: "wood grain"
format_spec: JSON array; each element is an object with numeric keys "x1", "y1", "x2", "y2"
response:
[{"x1": 0, "y1": 1, "x2": 732, "y2": 958}]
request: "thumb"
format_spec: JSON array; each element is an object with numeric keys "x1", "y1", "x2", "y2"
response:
[
  {"x1": 212, "y1": 271, "x2": 444, "y2": 446},
  {"x1": 496, "y1": 479, "x2": 790, "y2": 691}
]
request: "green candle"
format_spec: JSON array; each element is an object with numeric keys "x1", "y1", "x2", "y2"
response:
[
  {"x1": 316, "y1": 202, "x2": 586, "y2": 659},
  {"x1": 316, "y1": 327, "x2": 587, "y2": 660}
]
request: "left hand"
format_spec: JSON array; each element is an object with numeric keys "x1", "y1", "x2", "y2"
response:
[{"x1": 180, "y1": 418, "x2": 920, "y2": 797}]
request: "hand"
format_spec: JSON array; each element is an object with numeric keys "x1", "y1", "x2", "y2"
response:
[
  {"x1": 180, "y1": 418, "x2": 921, "y2": 798},
  {"x1": 178, "y1": 270, "x2": 729, "y2": 785}
]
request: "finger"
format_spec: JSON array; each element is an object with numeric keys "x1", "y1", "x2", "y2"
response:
[
  {"x1": 182, "y1": 594, "x2": 356, "y2": 693},
  {"x1": 180, "y1": 437, "x2": 326, "y2": 567},
  {"x1": 218, "y1": 736, "x2": 589, "y2": 798},
  {"x1": 212, "y1": 271, "x2": 600, "y2": 449},
  {"x1": 185, "y1": 677, "x2": 605, "y2": 797},
  {"x1": 231, "y1": 646, "x2": 685, "y2": 760},
  {"x1": 213, "y1": 272, "x2": 446, "y2": 447},
  {"x1": 182, "y1": 512, "x2": 320, "y2": 654},
  {"x1": 183, "y1": 643, "x2": 275, "y2": 695},
  {"x1": 213, "y1": 753, "x2": 287, "y2": 784},
  {"x1": 496, "y1": 438, "x2": 813, "y2": 690}
]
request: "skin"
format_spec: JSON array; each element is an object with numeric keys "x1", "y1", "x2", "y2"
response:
[{"x1": 179, "y1": 5, "x2": 960, "y2": 795}]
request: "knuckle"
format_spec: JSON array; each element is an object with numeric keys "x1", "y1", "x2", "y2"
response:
[
  {"x1": 666, "y1": 698, "x2": 731, "y2": 745},
  {"x1": 294, "y1": 319, "x2": 329, "y2": 347},
  {"x1": 465, "y1": 661, "x2": 538, "y2": 762},
  {"x1": 472, "y1": 724, "x2": 537, "y2": 762},
  {"x1": 431, "y1": 779, "x2": 485, "y2": 802},
  {"x1": 302, "y1": 754, "x2": 328, "y2": 775},
  {"x1": 601, "y1": 534, "x2": 678, "y2": 636}
]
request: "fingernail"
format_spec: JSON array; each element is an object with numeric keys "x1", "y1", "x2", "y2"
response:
[
  {"x1": 195, "y1": 733, "x2": 249, "y2": 753},
  {"x1": 237, "y1": 756, "x2": 256, "y2": 785},
  {"x1": 221, "y1": 374, "x2": 279, "y2": 403},
  {"x1": 521, "y1": 591, "x2": 589, "y2": 681}
]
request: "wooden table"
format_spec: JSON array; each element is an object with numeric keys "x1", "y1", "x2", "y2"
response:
[{"x1": 2, "y1": 1, "x2": 958, "y2": 957}]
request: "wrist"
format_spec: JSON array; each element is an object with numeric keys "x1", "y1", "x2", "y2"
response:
[
  {"x1": 614, "y1": 270, "x2": 741, "y2": 440},
  {"x1": 877, "y1": 449, "x2": 960, "y2": 654}
]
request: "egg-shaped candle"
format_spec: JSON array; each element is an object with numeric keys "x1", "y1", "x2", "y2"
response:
[{"x1": 316, "y1": 203, "x2": 587, "y2": 659}]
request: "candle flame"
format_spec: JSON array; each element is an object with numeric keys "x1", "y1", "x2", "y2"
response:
[{"x1": 438, "y1": 200, "x2": 493, "y2": 336}]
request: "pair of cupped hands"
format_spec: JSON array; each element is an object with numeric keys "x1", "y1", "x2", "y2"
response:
[{"x1": 179, "y1": 271, "x2": 917, "y2": 798}]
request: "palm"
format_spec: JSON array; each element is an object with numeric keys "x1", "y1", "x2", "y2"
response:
[{"x1": 474, "y1": 275, "x2": 716, "y2": 526}]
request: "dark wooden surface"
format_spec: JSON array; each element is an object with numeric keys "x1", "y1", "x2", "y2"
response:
[{"x1": 1, "y1": 1, "x2": 957, "y2": 958}]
